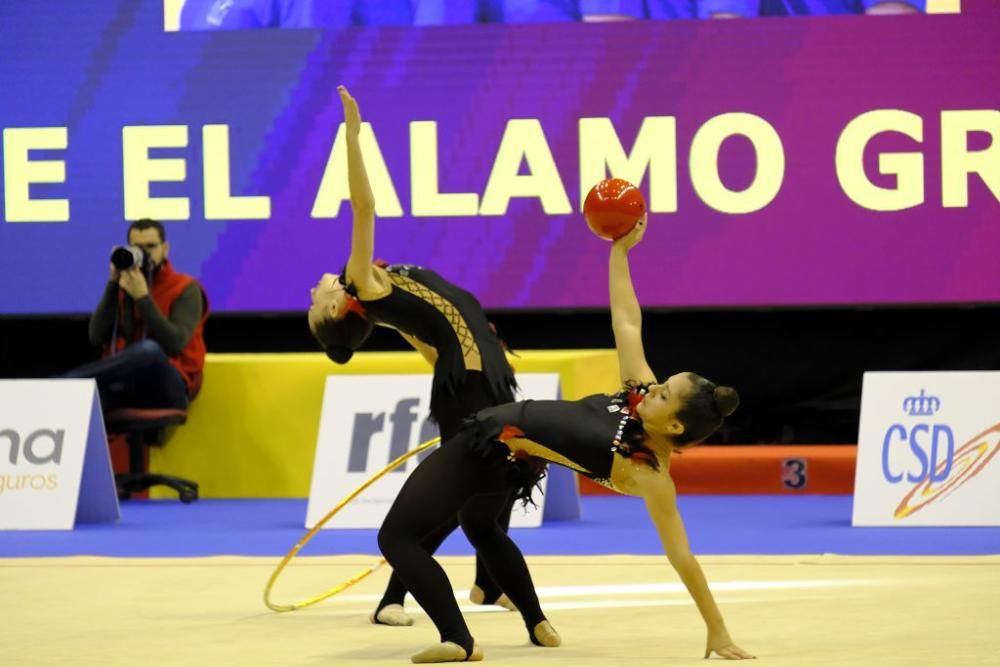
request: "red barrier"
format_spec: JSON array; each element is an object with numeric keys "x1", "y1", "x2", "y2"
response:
[{"x1": 579, "y1": 445, "x2": 857, "y2": 495}]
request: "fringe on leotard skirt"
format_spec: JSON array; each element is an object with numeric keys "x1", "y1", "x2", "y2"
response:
[{"x1": 459, "y1": 413, "x2": 547, "y2": 507}]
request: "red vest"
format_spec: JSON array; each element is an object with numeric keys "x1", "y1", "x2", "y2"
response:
[{"x1": 109, "y1": 260, "x2": 209, "y2": 397}]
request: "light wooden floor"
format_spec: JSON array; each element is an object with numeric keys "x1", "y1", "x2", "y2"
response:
[{"x1": 2, "y1": 554, "x2": 997, "y2": 666}]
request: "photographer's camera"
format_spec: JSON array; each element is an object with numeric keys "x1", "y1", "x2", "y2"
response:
[{"x1": 110, "y1": 245, "x2": 150, "y2": 272}]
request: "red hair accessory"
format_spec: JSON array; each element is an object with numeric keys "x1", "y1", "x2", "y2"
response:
[{"x1": 345, "y1": 297, "x2": 368, "y2": 318}]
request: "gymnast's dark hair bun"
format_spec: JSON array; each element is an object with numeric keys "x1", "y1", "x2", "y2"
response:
[
  {"x1": 713, "y1": 386, "x2": 740, "y2": 417},
  {"x1": 312, "y1": 309, "x2": 374, "y2": 365},
  {"x1": 325, "y1": 346, "x2": 354, "y2": 364}
]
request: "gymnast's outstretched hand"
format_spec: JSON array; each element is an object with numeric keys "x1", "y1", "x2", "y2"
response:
[
  {"x1": 705, "y1": 626, "x2": 756, "y2": 660},
  {"x1": 338, "y1": 85, "x2": 361, "y2": 138},
  {"x1": 612, "y1": 213, "x2": 646, "y2": 251}
]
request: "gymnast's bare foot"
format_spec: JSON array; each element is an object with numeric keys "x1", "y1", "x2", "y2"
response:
[
  {"x1": 469, "y1": 585, "x2": 517, "y2": 612},
  {"x1": 370, "y1": 604, "x2": 414, "y2": 626},
  {"x1": 410, "y1": 642, "x2": 484, "y2": 663},
  {"x1": 531, "y1": 620, "x2": 561, "y2": 647}
]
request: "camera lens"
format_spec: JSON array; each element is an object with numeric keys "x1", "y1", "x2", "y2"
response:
[{"x1": 110, "y1": 245, "x2": 144, "y2": 271}]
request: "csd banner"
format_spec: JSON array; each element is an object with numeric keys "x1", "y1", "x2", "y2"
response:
[
  {"x1": 853, "y1": 372, "x2": 1000, "y2": 527},
  {"x1": 0, "y1": 380, "x2": 119, "y2": 530},
  {"x1": 307, "y1": 373, "x2": 564, "y2": 529}
]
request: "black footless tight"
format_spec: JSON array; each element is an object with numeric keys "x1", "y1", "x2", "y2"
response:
[
  {"x1": 374, "y1": 495, "x2": 514, "y2": 611},
  {"x1": 375, "y1": 371, "x2": 512, "y2": 612},
  {"x1": 377, "y1": 436, "x2": 545, "y2": 655}
]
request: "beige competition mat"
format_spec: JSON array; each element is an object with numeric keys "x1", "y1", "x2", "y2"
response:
[{"x1": 2, "y1": 554, "x2": 998, "y2": 666}]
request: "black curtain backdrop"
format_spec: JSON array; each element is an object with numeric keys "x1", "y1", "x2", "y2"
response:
[{"x1": 3, "y1": 305, "x2": 997, "y2": 444}]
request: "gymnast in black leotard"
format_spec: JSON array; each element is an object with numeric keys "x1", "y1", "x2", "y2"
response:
[
  {"x1": 307, "y1": 86, "x2": 524, "y2": 627},
  {"x1": 375, "y1": 216, "x2": 757, "y2": 663}
]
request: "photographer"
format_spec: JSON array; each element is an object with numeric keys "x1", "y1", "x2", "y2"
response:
[{"x1": 66, "y1": 219, "x2": 208, "y2": 411}]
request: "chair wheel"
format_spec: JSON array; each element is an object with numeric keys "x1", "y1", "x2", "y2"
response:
[{"x1": 179, "y1": 489, "x2": 198, "y2": 504}]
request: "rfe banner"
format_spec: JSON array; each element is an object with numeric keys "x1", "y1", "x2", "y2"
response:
[{"x1": 307, "y1": 373, "x2": 564, "y2": 529}]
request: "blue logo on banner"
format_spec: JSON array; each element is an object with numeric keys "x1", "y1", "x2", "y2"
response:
[
  {"x1": 346, "y1": 398, "x2": 439, "y2": 473},
  {"x1": 881, "y1": 389, "x2": 954, "y2": 484}
]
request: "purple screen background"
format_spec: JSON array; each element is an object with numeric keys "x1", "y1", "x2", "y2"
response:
[{"x1": 0, "y1": 3, "x2": 997, "y2": 313}]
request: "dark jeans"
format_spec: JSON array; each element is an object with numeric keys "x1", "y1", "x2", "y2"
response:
[{"x1": 65, "y1": 340, "x2": 188, "y2": 411}]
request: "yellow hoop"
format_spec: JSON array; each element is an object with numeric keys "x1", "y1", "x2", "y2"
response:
[{"x1": 263, "y1": 436, "x2": 441, "y2": 612}]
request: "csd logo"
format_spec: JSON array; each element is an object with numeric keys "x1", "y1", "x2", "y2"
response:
[
  {"x1": 881, "y1": 390, "x2": 953, "y2": 485},
  {"x1": 880, "y1": 390, "x2": 1000, "y2": 519}
]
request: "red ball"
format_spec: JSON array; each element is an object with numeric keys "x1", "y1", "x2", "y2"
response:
[{"x1": 583, "y1": 178, "x2": 647, "y2": 241}]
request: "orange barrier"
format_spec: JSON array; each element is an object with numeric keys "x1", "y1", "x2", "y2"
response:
[{"x1": 579, "y1": 445, "x2": 857, "y2": 495}]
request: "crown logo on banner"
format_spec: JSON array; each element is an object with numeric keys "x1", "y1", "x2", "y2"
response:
[{"x1": 902, "y1": 389, "x2": 941, "y2": 417}]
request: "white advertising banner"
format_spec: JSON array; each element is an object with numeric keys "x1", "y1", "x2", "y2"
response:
[
  {"x1": 307, "y1": 373, "x2": 561, "y2": 529},
  {"x1": 0, "y1": 380, "x2": 119, "y2": 530},
  {"x1": 853, "y1": 372, "x2": 1000, "y2": 527}
]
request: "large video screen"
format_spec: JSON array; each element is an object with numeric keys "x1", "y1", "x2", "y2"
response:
[{"x1": 2, "y1": 0, "x2": 996, "y2": 314}]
